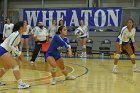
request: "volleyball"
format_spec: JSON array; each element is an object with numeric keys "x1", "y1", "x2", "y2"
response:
[{"x1": 75, "y1": 27, "x2": 84, "y2": 36}]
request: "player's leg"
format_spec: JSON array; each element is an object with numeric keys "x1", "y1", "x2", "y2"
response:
[
  {"x1": 20, "y1": 37, "x2": 25, "y2": 52},
  {"x1": 0, "y1": 52, "x2": 31, "y2": 88},
  {"x1": 80, "y1": 37, "x2": 87, "y2": 57},
  {"x1": 56, "y1": 58, "x2": 76, "y2": 80},
  {"x1": 112, "y1": 42, "x2": 121, "y2": 73},
  {"x1": 0, "y1": 61, "x2": 6, "y2": 86},
  {"x1": 46, "y1": 56, "x2": 57, "y2": 85},
  {"x1": 25, "y1": 37, "x2": 29, "y2": 56},
  {"x1": 123, "y1": 43, "x2": 139, "y2": 72}
]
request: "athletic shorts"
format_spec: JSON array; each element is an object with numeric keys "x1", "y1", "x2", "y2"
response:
[
  {"x1": 116, "y1": 38, "x2": 129, "y2": 45},
  {"x1": 0, "y1": 46, "x2": 8, "y2": 56},
  {"x1": 45, "y1": 52, "x2": 61, "y2": 61},
  {"x1": 22, "y1": 35, "x2": 29, "y2": 39}
]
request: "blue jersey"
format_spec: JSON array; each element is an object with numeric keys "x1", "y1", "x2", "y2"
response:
[{"x1": 45, "y1": 34, "x2": 70, "y2": 60}]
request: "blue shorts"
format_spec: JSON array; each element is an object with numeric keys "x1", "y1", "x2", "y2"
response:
[
  {"x1": 116, "y1": 38, "x2": 129, "y2": 45},
  {"x1": 22, "y1": 35, "x2": 29, "y2": 39},
  {"x1": 0, "y1": 46, "x2": 8, "y2": 56},
  {"x1": 45, "y1": 52, "x2": 61, "y2": 61}
]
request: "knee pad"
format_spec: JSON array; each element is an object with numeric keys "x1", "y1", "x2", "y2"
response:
[
  {"x1": 13, "y1": 65, "x2": 19, "y2": 71},
  {"x1": 130, "y1": 54, "x2": 135, "y2": 59},
  {"x1": 82, "y1": 45, "x2": 86, "y2": 49},
  {"x1": 51, "y1": 67, "x2": 57, "y2": 72},
  {"x1": 115, "y1": 54, "x2": 120, "y2": 59}
]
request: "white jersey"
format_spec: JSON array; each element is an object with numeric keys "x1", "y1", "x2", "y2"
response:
[
  {"x1": 78, "y1": 25, "x2": 89, "y2": 38},
  {"x1": 0, "y1": 31, "x2": 21, "y2": 56},
  {"x1": 3, "y1": 23, "x2": 14, "y2": 38},
  {"x1": 22, "y1": 25, "x2": 32, "y2": 35},
  {"x1": 31, "y1": 26, "x2": 38, "y2": 35},
  {"x1": 48, "y1": 25, "x2": 57, "y2": 38},
  {"x1": 34, "y1": 27, "x2": 49, "y2": 41},
  {"x1": 118, "y1": 26, "x2": 136, "y2": 44}
]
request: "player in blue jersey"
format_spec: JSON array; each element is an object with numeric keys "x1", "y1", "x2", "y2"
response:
[{"x1": 45, "y1": 26, "x2": 76, "y2": 85}]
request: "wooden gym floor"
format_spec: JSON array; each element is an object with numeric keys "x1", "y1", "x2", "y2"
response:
[{"x1": 1, "y1": 56, "x2": 140, "y2": 93}]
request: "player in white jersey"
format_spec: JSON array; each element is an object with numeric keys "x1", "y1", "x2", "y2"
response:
[
  {"x1": 0, "y1": 21, "x2": 31, "y2": 88},
  {"x1": 57, "y1": 19, "x2": 64, "y2": 30},
  {"x1": 76, "y1": 20, "x2": 89, "y2": 58},
  {"x1": 3, "y1": 18, "x2": 14, "y2": 39},
  {"x1": 112, "y1": 19, "x2": 139, "y2": 73},
  {"x1": 20, "y1": 20, "x2": 32, "y2": 56},
  {"x1": 48, "y1": 19, "x2": 57, "y2": 41}
]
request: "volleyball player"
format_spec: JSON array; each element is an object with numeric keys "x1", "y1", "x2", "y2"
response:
[
  {"x1": 48, "y1": 19, "x2": 57, "y2": 41},
  {"x1": 45, "y1": 26, "x2": 76, "y2": 85},
  {"x1": 77, "y1": 20, "x2": 89, "y2": 58},
  {"x1": 20, "y1": 20, "x2": 32, "y2": 56},
  {"x1": 112, "y1": 19, "x2": 139, "y2": 73},
  {"x1": 57, "y1": 19, "x2": 64, "y2": 29},
  {"x1": 0, "y1": 21, "x2": 31, "y2": 89},
  {"x1": 3, "y1": 18, "x2": 14, "y2": 40}
]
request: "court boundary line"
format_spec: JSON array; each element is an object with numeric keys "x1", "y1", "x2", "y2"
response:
[{"x1": 0, "y1": 62, "x2": 89, "y2": 91}]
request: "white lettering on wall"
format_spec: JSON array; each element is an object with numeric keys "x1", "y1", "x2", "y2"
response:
[
  {"x1": 25, "y1": 11, "x2": 40, "y2": 26},
  {"x1": 24, "y1": 8, "x2": 121, "y2": 27},
  {"x1": 42, "y1": 11, "x2": 54, "y2": 26},
  {"x1": 81, "y1": 10, "x2": 92, "y2": 26},
  {"x1": 56, "y1": 10, "x2": 66, "y2": 26},
  {"x1": 94, "y1": 9, "x2": 106, "y2": 27},
  {"x1": 107, "y1": 9, "x2": 120, "y2": 27},
  {"x1": 70, "y1": 10, "x2": 79, "y2": 26}
]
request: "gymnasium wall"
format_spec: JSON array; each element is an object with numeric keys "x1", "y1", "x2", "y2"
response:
[
  {"x1": 1, "y1": 0, "x2": 140, "y2": 53},
  {"x1": 7, "y1": 0, "x2": 88, "y2": 9}
]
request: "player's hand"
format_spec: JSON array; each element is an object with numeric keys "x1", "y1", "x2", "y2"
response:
[
  {"x1": 68, "y1": 51, "x2": 72, "y2": 57},
  {"x1": 57, "y1": 47, "x2": 62, "y2": 52},
  {"x1": 67, "y1": 48, "x2": 72, "y2": 57},
  {"x1": 18, "y1": 53, "x2": 25, "y2": 62}
]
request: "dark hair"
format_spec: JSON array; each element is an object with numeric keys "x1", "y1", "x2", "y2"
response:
[
  {"x1": 127, "y1": 18, "x2": 135, "y2": 27},
  {"x1": 58, "y1": 19, "x2": 63, "y2": 26},
  {"x1": 13, "y1": 21, "x2": 24, "y2": 32},
  {"x1": 56, "y1": 26, "x2": 65, "y2": 34}
]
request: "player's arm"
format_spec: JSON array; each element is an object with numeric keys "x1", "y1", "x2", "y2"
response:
[
  {"x1": 86, "y1": 26, "x2": 89, "y2": 38},
  {"x1": 3, "y1": 24, "x2": 6, "y2": 39},
  {"x1": 131, "y1": 31, "x2": 138, "y2": 50},
  {"x1": 8, "y1": 33, "x2": 21, "y2": 56},
  {"x1": 55, "y1": 35, "x2": 72, "y2": 57},
  {"x1": 119, "y1": 31, "x2": 125, "y2": 52},
  {"x1": 55, "y1": 35, "x2": 71, "y2": 49}
]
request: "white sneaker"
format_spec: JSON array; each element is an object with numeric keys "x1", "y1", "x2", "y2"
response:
[
  {"x1": 65, "y1": 76, "x2": 76, "y2": 80},
  {"x1": 80, "y1": 53, "x2": 87, "y2": 58},
  {"x1": 112, "y1": 67, "x2": 118, "y2": 74},
  {"x1": 18, "y1": 83, "x2": 31, "y2": 89},
  {"x1": 50, "y1": 78, "x2": 56, "y2": 85},
  {"x1": 133, "y1": 67, "x2": 140, "y2": 72},
  {"x1": 30, "y1": 61, "x2": 34, "y2": 64},
  {"x1": 0, "y1": 82, "x2": 6, "y2": 86},
  {"x1": 38, "y1": 52, "x2": 41, "y2": 57},
  {"x1": 83, "y1": 53, "x2": 87, "y2": 58}
]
